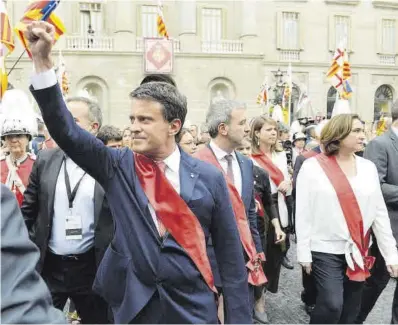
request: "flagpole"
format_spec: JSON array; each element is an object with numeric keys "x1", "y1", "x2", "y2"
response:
[{"x1": 288, "y1": 63, "x2": 292, "y2": 125}]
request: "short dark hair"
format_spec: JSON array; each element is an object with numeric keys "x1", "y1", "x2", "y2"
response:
[
  {"x1": 65, "y1": 96, "x2": 103, "y2": 129},
  {"x1": 130, "y1": 82, "x2": 187, "y2": 136},
  {"x1": 97, "y1": 125, "x2": 122, "y2": 145},
  {"x1": 392, "y1": 99, "x2": 398, "y2": 122},
  {"x1": 140, "y1": 74, "x2": 177, "y2": 87}
]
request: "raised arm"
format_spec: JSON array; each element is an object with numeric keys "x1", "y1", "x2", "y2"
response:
[
  {"x1": 27, "y1": 22, "x2": 118, "y2": 188},
  {"x1": 210, "y1": 172, "x2": 251, "y2": 324}
]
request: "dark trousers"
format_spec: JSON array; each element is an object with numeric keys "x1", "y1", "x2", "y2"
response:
[
  {"x1": 310, "y1": 252, "x2": 364, "y2": 324},
  {"x1": 301, "y1": 269, "x2": 317, "y2": 306},
  {"x1": 356, "y1": 242, "x2": 398, "y2": 324},
  {"x1": 42, "y1": 249, "x2": 109, "y2": 324}
]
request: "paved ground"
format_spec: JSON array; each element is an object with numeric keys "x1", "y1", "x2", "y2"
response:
[{"x1": 266, "y1": 237, "x2": 395, "y2": 324}]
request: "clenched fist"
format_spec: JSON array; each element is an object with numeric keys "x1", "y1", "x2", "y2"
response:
[{"x1": 24, "y1": 21, "x2": 55, "y2": 72}]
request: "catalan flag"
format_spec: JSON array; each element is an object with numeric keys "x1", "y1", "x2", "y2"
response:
[
  {"x1": 327, "y1": 41, "x2": 352, "y2": 99},
  {"x1": 14, "y1": 0, "x2": 66, "y2": 59},
  {"x1": 157, "y1": 1, "x2": 169, "y2": 39},
  {"x1": 256, "y1": 77, "x2": 268, "y2": 106},
  {"x1": 57, "y1": 50, "x2": 68, "y2": 95},
  {"x1": 0, "y1": 0, "x2": 14, "y2": 100}
]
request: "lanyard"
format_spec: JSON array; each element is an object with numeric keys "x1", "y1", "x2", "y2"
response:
[{"x1": 64, "y1": 159, "x2": 86, "y2": 209}]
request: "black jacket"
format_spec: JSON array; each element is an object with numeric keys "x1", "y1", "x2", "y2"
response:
[{"x1": 21, "y1": 148, "x2": 113, "y2": 272}]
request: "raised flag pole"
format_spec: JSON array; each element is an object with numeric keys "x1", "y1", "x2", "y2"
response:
[{"x1": 287, "y1": 63, "x2": 292, "y2": 125}]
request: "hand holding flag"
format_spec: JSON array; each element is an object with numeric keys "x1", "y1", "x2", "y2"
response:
[
  {"x1": 15, "y1": 0, "x2": 65, "y2": 59},
  {"x1": 24, "y1": 21, "x2": 55, "y2": 72}
]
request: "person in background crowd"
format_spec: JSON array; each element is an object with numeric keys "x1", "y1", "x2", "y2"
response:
[
  {"x1": 292, "y1": 132, "x2": 307, "y2": 167},
  {"x1": 237, "y1": 137, "x2": 285, "y2": 324},
  {"x1": 176, "y1": 128, "x2": 197, "y2": 155},
  {"x1": 22, "y1": 96, "x2": 113, "y2": 324},
  {"x1": 121, "y1": 127, "x2": 132, "y2": 149},
  {"x1": 250, "y1": 116, "x2": 292, "y2": 294},
  {"x1": 28, "y1": 20, "x2": 251, "y2": 324},
  {"x1": 296, "y1": 113, "x2": 398, "y2": 324},
  {"x1": 97, "y1": 125, "x2": 123, "y2": 148},
  {"x1": 356, "y1": 101, "x2": 398, "y2": 324},
  {"x1": 31, "y1": 118, "x2": 46, "y2": 155},
  {"x1": 198, "y1": 123, "x2": 211, "y2": 144},
  {"x1": 39, "y1": 127, "x2": 57, "y2": 150},
  {"x1": 1, "y1": 89, "x2": 37, "y2": 206},
  {"x1": 1, "y1": 184, "x2": 66, "y2": 324},
  {"x1": 189, "y1": 124, "x2": 199, "y2": 143}
]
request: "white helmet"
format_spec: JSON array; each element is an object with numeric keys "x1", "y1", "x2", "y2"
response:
[{"x1": 0, "y1": 89, "x2": 37, "y2": 140}]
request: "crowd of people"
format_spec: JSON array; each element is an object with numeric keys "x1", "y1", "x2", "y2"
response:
[{"x1": 1, "y1": 21, "x2": 398, "y2": 324}]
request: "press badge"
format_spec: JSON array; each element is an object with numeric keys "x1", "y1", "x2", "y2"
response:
[{"x1": 65, "y1": 214, "x2": 83, "y2": 240}]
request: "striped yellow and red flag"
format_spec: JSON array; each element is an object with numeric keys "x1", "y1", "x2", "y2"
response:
[
  {"x1": 0, "y1": 50, "x2": 8, "y2": 100},
  {"x1": 1, "y1": 0, "x2": 14, "y2": 53},
  {"x1": 14, "y1": 0, "x2": 66, "y2": 59},
  {"x1": 0, "y1": 0, "x2": 14, "y2": 100},
  {"x1": 157, "y1": 2, "x2": 169, "y2": 39}
]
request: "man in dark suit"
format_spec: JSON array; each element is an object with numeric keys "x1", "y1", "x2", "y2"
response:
[
  {"x1": 26, "y1": 21, "x2": 251, "y2": 324},
  {"x1": 1, "y1": 184, "x2": 66, "y2": 324},
  {"x1": 21, "y1": 96, "x2": 113, "y2": 323},
  {"x1": 356, "y1": 101, "x2": 398, "y2": 324},
  {"x1": 195, "y1": 99, "x2": 268, "y2": 322}
]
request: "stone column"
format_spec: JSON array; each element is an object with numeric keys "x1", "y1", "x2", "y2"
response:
[
  {"x1": 113, "y1": 1, "x2": 135, "y2": 51},
  {"x1": 178, "y1": 1, "x2": 200, "y2": 52},
  {"x1": 240, "y1": 1, "x2": 258, "y2": 54}
]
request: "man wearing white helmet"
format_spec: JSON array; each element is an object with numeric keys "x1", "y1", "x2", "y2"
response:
[{"x1": 0, "y1": 89, "x2": 37, "y2": 206}]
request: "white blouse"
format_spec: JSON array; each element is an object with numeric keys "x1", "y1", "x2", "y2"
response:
[{"x1": 296, "y1": 155, "x2": 398, "y2": 269}]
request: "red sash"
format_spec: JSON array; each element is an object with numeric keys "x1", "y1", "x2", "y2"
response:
[
  {"x1": 316, "y1": 154, "x2": 375, "y2": 281},
  {"x1": 251, "y1": 153, "x2": 284, "y2": 187},
  {"x1": 302, "y1": 150, "x2": 319, "y2": 159},
  {"x1": 195, "y1": 147, "x2": 267, "y2": 286},
  {"x1": 254, "y1": 193, "x2": 265, "y2": 218},
  {"x1": 133, "y1": 153, "x2": 217, "y2": 293}
]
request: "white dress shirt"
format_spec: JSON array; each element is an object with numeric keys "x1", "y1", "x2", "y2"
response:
[
  {"x1": 209, "y1": 141, "x2": 242, "y2": 197},
  {"x1": 296, "y1": 156, "x2": 398, "y2": 268},
  {"x1": 148, "y1": 146, "x2": 181, "y2": 232},
  {"x1": 48, "y1": 157, "x2": 96, "y2": 255}
]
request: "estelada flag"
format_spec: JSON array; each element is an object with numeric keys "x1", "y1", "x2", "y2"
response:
[{"x1": 14, "y1": 0, "x2": 66, "y2": 59}]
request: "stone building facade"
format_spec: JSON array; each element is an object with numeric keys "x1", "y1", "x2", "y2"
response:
[{"x1": 5, "y1": 0, "x2": 398, "y2": 127}]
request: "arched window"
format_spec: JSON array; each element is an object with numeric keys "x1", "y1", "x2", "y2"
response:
[
  {"x1": 208, "y1": 77, "x2": 236, "y2": 104},
  {"x1": 327, "y1": 87, "x2": 337, "y2": 119},
  {"x1": 374, "y1": 85, "x2": 394, "y2": 121}
]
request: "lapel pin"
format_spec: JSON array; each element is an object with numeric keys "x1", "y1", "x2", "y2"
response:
[{"x1": 190, "y1": 173, "x2": 195, "y2": 178}]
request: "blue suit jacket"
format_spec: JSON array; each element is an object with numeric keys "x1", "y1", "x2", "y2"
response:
[
  {"x1": 205, "y1": 148, "x2": 263, "y2": 287},
  {"x1": 31, "y1": 84, "x2": 251, "y2": 324}
]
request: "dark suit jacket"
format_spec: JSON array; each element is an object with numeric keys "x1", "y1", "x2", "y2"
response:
[
  {"x1": 31, "y1": 84, "x2": 251, "y2": 324},
  {"x1": 21, "y1": 148, "x2": 114, "y2": 272},
  {"x1": 1, "y1": 184, "x2": 66, "y2": 324},
  {"x1": 204, "y1": 147, "x2": 263, "y2": 287},
  {"x1": 364, "y1": 128, "x2": 398, "y2": 241}
]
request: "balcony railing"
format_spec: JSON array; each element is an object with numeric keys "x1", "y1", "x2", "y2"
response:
[
  {"x1": 66, "y1": 35, "x2": 114, "y2": 51},
  {"x1": 135, "y1": 37, "x2": 181, "y2": 52},
  {"x1": 279, "y1": 50, "x2": 300, "y2": 62},
  {"x1": 201, "y1": 40, "x2": 243, "y2": 54},
  {"x1": 378, "y1": 54, "x2": 396, "y2": 66}
]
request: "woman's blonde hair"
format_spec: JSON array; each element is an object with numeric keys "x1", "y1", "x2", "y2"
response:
[
  {"x1": 320, "y1": 113, "x2": 362, "y2": 156},
  {"x1": 250, "y1": 116, "x2": 283, "y2": 154}
]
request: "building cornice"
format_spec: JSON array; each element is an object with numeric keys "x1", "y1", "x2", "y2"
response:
[
  {"x1": 325, "y1": 0, "x2": 360, "y2": 5},
  {"x1": 372, "y1": 0, "x2": 398, "y2": 9}
]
